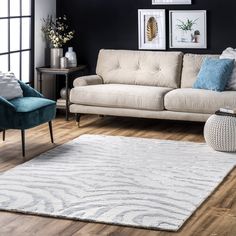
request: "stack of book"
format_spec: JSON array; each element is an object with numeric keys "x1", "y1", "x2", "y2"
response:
[
  {"x1": 56, "y1": 98, "x2": 66, "y2": 108},
  {"x1": 215, "y1": 108, "x2": 236, "y2": 117}
]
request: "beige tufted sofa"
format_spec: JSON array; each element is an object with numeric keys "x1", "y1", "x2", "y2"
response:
[{"x1": 70, "y1": 49, "x2": 236, "y2": 123}]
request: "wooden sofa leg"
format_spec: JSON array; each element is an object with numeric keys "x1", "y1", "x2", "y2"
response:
[
  {"x1": 75, "y1": 114, "x2": 81, "y2": 127},
  {"x1": 48, "y1": 121, "x2": 54, "y2": 143},
  {"x1": 2, "y1": 130, "x2": 5, "y2": 141},
  {"x1": 21, "y1": 130, "x2": 25, "y2": 157}
]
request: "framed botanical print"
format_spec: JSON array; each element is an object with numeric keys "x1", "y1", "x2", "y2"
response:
[
  {"x1": 138, "y1": 9, "x2": 166, "y2": 50},
  {"x1": 152, "y1": 0, "x2": 191, "y2": 5},
  {"x1": 169, "y1": 10, "x2": 207, "y2": 49}
]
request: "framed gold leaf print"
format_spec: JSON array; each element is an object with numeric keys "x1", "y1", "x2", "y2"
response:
[{"x1": 138, "y1": 9, "x2": 166, "y2": 50}]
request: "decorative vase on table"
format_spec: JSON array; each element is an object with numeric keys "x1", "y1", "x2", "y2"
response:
[
  {"x1": 60, "y1": 87, "x2": 71, "y2": 99},
  {"x1": 50, "y1": 48, "x2": 63, "y2": 68},
  {"x1": 41, "y1": 15, "x2": 75, "y2": 68},
  {"x1": 65, "y1": 47, "x2": 77, "y2": 68}
]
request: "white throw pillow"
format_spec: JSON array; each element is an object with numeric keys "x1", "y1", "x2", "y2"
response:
[
  {"x1": 220, "y1": 47, "x2": 236, "y2": 90},
  {"x1": 0, "y1": 72, "x2": 23, "y2": 100}
]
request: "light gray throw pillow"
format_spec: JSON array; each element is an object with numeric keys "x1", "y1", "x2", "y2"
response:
[
  {"x1": 0, "y1": 72, "x2": 23, "y2": 100},
  {"x1": 220, "y1": 47, "x2": 236, "y2": 90}
]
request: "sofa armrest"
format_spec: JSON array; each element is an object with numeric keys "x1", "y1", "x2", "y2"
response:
[
  {"x1": 73, "y1": 75, "x2": 103, "y2": 87},
  {"x1": 0, "y1": 96, "x2": 16, "y2": 111},
  {"x1": 18, "y1": 80, "x2": 43, "y2": 98}
]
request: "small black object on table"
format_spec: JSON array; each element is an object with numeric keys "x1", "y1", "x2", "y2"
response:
[{"x1": 215, "y1": 110, "x2": 236, "y2": 117}]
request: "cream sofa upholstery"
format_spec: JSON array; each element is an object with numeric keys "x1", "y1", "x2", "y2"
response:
[
  {"x1": 181, "y1": 54, "x2": 219, "y2": 88},
  {"x1": 165, "y1": 89, "x2": 236, "y2": 114},
  {"x1": 96, "y1": 50, "x2": 183, "y2": 88},
  {"x1": 70, "y1": 49, "x2": 236, "y2": 123},
  {"x1": 70, "y1": 84, "x2": 172, "y2": 111}
]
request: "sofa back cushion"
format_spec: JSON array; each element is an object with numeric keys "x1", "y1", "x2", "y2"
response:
[
  {"x1": 181, "y1": 54, "x2": 219, "y2": 88},
  {"x1": 96, "y1": 49, "x2": 183, "y2": 89}
]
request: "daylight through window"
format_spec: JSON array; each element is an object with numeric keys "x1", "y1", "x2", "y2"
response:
[{"x1": 0, "y1": 0, "x2": 33, "y2": 83}]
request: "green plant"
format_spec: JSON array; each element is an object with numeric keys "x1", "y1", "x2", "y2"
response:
[
  {"x1": 176, "y1": 18, "x2": 199, "y2": 32},
  {"x1": 41, "y1": 15, "x2": 74, "y2": 48}
]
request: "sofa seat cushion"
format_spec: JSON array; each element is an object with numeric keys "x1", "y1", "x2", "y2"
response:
[
  {"x1": 165, "y1": 88, "x2": 236, "y2": 114},
  {"x1": 70, "y1": 84, "x2": 173, "y2": 111}
]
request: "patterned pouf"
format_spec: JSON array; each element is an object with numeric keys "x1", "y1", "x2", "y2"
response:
[{"x1": 204, "y1": 114, "x2": 236, "y2": 152}]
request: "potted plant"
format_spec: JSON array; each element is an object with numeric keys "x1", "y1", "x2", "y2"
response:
[
  {"x1": 177, "y1": 18, "x2": 198, "y2": 43},
  {"x1": 193, "y1": 30, "x2": 200, "y2": 43},
  {"x1": 41, "y1": 15, "x2": 74, "y2": 68}
]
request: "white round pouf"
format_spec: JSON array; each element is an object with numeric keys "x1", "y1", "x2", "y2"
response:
[{"x1": 204, "y1": 114, "x2": 236, "y2": 152}]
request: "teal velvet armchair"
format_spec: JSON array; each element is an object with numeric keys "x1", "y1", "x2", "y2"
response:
[{"x1": 0, "y1": 81, "x2": 56, "y2": 157}]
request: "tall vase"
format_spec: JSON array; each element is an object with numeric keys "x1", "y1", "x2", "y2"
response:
[{"x1": 50, "y1": 48, "x2": 63, "y2": 68}]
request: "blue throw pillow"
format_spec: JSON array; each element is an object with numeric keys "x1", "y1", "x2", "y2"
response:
[{"x1": 193, "y1": 58, "x2": 235, "y2": 92}]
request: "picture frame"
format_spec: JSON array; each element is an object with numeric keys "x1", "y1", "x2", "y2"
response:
[
  {"x1": 169, "y1": 10, "x2": 207, "y2": 49},
  {"x1": 138, "y1": 9, "x2": 166, "y2": 50},
  {"x1": 152, "y1": 0, "x2": 191, "y2": 5}
]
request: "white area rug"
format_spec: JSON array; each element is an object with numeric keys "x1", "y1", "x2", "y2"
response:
[{"x1": 0, "y1": 135, "x2": 236, "y2": 231}]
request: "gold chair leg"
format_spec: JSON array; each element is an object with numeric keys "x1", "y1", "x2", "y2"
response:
[{"x1": 75, "y1": 114, "x2": 81, "y2": 128}]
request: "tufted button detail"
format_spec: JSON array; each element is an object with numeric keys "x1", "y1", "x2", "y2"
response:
[{"x1": 136, "y1": 62, "x2": 141, "y2": 70}]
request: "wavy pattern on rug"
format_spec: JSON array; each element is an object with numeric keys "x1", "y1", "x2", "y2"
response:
[{"x1": 0, "y1": 135, "x2": 236, "y2": 231}]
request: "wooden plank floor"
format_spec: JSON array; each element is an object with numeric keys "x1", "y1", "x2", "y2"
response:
[{"x1": 0, "y1": 115, "x2": 236, "y2": 236}]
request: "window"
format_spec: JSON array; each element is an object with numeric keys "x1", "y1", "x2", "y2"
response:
[{"x1": 0, "y1": 0, "x2": 34, "y2": 84}]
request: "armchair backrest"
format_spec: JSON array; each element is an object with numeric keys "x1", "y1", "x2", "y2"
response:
[
  {"x1": 0, "y1": 96, "x2": 16, "y2": 129},
  {"x1": 18, "y1": 81, "x2": 43, "y2": 98},
  {"x1": 0, "y1": 96, "x2": 16, "y2": 110}
]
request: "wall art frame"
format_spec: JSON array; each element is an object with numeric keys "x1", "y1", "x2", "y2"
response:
[
  {"x1": 169, "y1": 10, "x2": 207, "y2": 49},
  {"x1": 138, "y1": 9, "x2": 166, "y2": 50},
  {"x1": 152, "y1": 0, "x2": 191, "y2": 5}
]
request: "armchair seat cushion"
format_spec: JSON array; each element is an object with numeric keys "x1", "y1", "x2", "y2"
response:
[
  {"x1": 0, "y1": 97, "x2": 56, "y2": 130},
  {"x1": 70, "y1": 84, "x2": 172, "y2": 111},
  {"x1": 10, "y1": 97, "x2": 55, "y2": 112}
]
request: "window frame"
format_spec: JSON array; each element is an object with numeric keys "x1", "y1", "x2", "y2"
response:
[{"x1": 0, "y1": 0, "x2": 35, "y2": 85}]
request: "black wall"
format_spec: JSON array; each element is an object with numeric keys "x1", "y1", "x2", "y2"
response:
[{"x1": 57, "y1": 0, "x2": 236, "y2": 73}]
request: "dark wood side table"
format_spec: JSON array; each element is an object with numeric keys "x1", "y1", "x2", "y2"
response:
[{"x1": 36, "y1": 66, "x2": 86, "y2": 121}]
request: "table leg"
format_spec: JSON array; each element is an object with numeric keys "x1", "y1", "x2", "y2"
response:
[
  {"x1": 65, "y1": 74, "x2": 69, "y2": 121},
  {"x1": 39, "y1": 72, "x2": 43, "y2": 93}
]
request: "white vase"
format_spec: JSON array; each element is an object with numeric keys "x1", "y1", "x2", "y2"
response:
[
  {"x1": 50, "y1": 48, "x2": 63, "y2": 68},
  {"x1": 65, "y1": 47, "x2": 77, "y2": 68},
  {"x1": 60, "y1": 87, "x2": 71, "y2": 99},
  {"x1": 181, "y1": 31, "x2": 192, "y2": 43}
]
